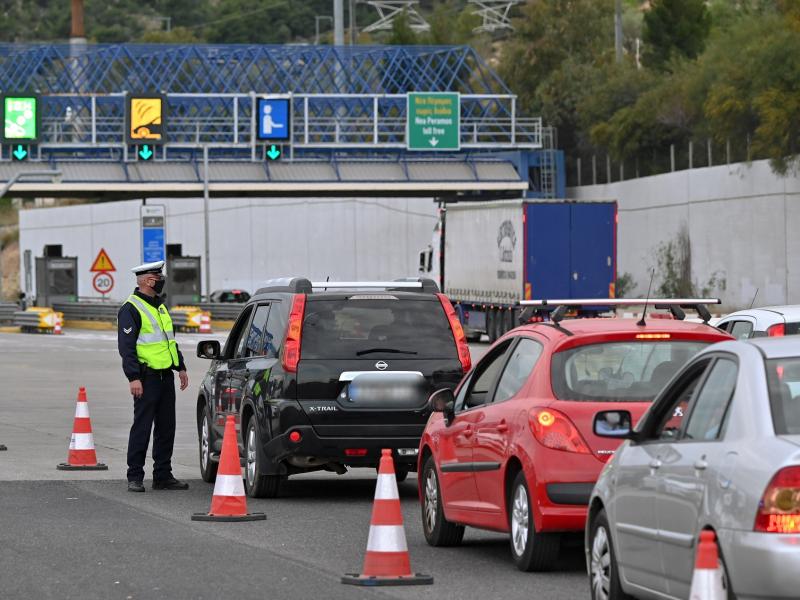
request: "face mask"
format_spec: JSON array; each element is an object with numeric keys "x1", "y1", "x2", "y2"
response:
[{"x1": 152, "y1": 278, "x2": 166, "y2": 294}]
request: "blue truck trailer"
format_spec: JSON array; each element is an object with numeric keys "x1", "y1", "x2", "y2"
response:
[{"x1": 418, "y1": 199, "x2": 617, "y2": 342}]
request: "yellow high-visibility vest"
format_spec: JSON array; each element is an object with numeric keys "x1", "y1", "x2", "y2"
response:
[{"x1": 126, "y1": 294, "x2": 179, "y2": 370}]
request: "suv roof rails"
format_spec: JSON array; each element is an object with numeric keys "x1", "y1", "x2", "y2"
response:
[
  {"x1": 518, "y1": 298, "x2": 721, "y2": 323},
  {"x1": 255, "y1": 277, "x2": 439, "y2": 296},
  {"x1": 255, "y1": 277, "x2": 313, "y2": 295}
]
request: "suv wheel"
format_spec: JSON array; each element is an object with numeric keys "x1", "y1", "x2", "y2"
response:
[
  {"x1": 509, "y1": 471, "x2": 560, "y2": 571},
  {"x1": 244, "y1": 417, "x2": 281, "y2": 498},
  {"x1": 589, "y1": 509, "x2": 632, "y2": 600},
  {"x1": 199, "y1": 406, "x2": 218, "y2": 483},
  {"x1": 395, "y1": 466, "x2": 409, "y2": 483},
  {"x1": 421, "y1": 456, "x2": 465, "y2": 546}
]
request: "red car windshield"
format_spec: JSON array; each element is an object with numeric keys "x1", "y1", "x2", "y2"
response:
[{"x1": 551, "y1": 340, "x2": 709, "y2": 402}]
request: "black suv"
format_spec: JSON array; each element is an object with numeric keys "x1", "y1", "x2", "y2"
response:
[{"x1": 195, "y1": 277, "x2": 470, "y2": 497}]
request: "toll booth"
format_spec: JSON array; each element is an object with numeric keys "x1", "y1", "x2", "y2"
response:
[
  {"x1": 166, "y1": 255, "x2": 202, "y2": 306},
  {"x1": 35, "y1": 245, "x2": 78, "y2": 306}
]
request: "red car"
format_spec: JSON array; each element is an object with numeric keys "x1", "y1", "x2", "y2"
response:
[{"x1": 417, "y1": 300, "x2": 732, "y2": 571}]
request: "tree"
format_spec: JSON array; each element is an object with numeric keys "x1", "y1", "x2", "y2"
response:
[
  {"x1": 387, "y1": 9, "x2": 420, "y2": 45},
  {"x1": 642, "y1": 0, "x2": 711, "y2": 69}
]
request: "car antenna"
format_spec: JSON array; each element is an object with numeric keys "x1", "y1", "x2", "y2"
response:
[
  {"x1": 324, "y1": 275, "x2": 330, "y2": 292},
  {"x1": 637, "y1": 269, "x2": 655, "y2": 327},
  {"x1": 749, "y1": 288, "x2": 759, "y2": 309}
]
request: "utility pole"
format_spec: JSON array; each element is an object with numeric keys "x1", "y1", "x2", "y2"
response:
[
  {"x1": 334, "y1": 0, "x2": 345, "y2": 46},
  {"x1": 614, "y1": 0, "x2": 623, "y2": 63}
]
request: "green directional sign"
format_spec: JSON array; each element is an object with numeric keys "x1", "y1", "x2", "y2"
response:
[
  {"x1": 265, "y1": 144, "x2": 282, "y2": 161},
  {"x1": 407, "y1": 92, "x2": 460, "y2": 151},
  {"x1": 138, "y1": 144, "x2": 154, "y2": 161},
  {"x1": 12, "y1": 144, "x2": 28, "y2": 161},
  {"x1": 3, "y1": 96, "x2": 39, "y2": 142}
]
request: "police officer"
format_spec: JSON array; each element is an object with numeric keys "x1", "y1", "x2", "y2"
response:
[{"x1": 118, "y1": 261, "x2": 189, "y2": 492}]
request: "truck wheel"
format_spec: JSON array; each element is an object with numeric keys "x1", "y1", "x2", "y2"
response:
[
  {"x1": 199, "y1": 406, "x2": 218, "y2": 483},
  {"x1": 244, "y1": 417, "x2": 281, "y2": 498},
  {"x1": 487, "y1": 310, "x2": 497, "y2": 343}
]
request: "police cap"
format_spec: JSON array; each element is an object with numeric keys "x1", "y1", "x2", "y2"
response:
[{"x1": 131, "y1": 261, "x2": 165, "y2": 276}]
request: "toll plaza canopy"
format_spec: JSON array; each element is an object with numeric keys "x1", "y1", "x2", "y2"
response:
[{"x1": 0, "y1": 44, "x2": 556, "y2": 198}]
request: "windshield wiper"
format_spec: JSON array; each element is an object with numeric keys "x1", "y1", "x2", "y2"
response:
[{"x1": 356, "y1": 348, "x2": 418, "y2": 356}]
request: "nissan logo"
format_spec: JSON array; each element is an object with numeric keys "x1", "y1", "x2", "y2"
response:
[{"x1": 375, "y1": 361, "x2": 388, "y2": 371}]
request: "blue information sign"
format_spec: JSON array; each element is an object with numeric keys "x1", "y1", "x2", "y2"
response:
[
  {"x1": 141, "y1": 205, "x2": 166, "y2": 263},
  {"x1": 256, "y1": 97, "x2": 290, "y2": 141}
]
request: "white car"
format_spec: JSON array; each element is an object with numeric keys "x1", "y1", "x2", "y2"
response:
[
  {"x1": 586, "y1": 337, "x2": 800, "y2": 600},
  {"x1": 716, "y1": 305, "x2": 800, "y2": 339}
]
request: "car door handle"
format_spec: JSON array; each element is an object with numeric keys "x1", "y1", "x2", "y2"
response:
[
  {"x1": 463, "y1": 426, "x2": 473, "y2": 437},
  {"x1": 649, "y1": 459, "x2": 662, "y2": 470},
  {"x1": 694, "y1": 459, "x2": 708, "y2": 471},
  {"x1": 497, "y1": 420, "x2": 508, "y2": 433}
]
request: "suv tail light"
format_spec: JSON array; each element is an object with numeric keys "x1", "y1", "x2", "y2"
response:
[
  {"x1": 437, "y1": 293, "x2": 472, "y2": 373},
  {"x1": 768, "y1": 323, "x2": 786, "y2": 337},
  {"x1": 529, "y1": 408, "x2": 591, "y2": 454},
  {"x1": 281, "y1": 294, "x2": 306, "y2": 373},
  {"x1": 755, "y1": 466, "x2": 800, "y2": 533}
]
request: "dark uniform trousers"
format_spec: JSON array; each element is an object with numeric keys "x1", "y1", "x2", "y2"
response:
[{"x1": 127, "y1": 366, "x2": 176, "y2": 482}]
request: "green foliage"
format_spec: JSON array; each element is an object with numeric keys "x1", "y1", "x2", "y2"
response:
[
  {"x1": 651, "y1": 226, "x2": 726, "y2": 298},
  {"x1": 642, "y1": 0, "x2": 711, "y2": 69},
  {"x1": 387, "y1": 9, "x2": 419, "y2": 46},
  {"x1": 615, "y1": 272, "x2": 636, "y2": 297}
]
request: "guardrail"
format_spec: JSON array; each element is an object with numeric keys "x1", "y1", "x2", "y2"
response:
[
  {"x1": 52, "y1": 301, "x2": 241, "y2": 324},
  {"x1": 0, "y1": 303, "x2": 17, "y2": 324},
  {"x1": 195, "y1": 302, "x2": 244, "y2": 321}
]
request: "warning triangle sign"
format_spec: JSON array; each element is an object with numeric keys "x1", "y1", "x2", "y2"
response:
[{"x1": 90, "y1": 248, "x2": 116, "y2": 272}]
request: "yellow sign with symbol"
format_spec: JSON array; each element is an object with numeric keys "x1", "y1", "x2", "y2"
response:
[
  {"x1": 90, "y1": 248, "x2": 116, "y2": 272},
  {"x1": 127, "y1": 96, "x2": 165, "y2": 142}
]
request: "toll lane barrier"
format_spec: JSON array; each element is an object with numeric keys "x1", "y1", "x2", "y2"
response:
[
  {"x1": 13, "y1": 307, "x2": 63, "y2": 333},
  {"x1": 0, "y1": 303, "x2": 17, "y2": 324},
  {"x1": 52, "y1": 302, "x2": 236, "y2": 328},
  {"x1": 171, "y1": 306, "x2": 213, "y2": 333}
]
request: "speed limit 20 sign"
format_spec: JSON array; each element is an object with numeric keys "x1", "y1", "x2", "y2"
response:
[{"x1": 92, "y1": 271, "x2": 115, "y2": 295}]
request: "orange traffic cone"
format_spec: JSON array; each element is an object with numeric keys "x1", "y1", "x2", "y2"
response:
[
  {"x1": 342, "y1": 449, "x2": 433, "y2": 586},
  {"x1": 57, "y1": 387, "x2": 108, "y2": 470},
  {"x1": 689, "y1": 530, "x2": 726, "y2": 600},
  {"x1": 53, "y1": 314, "x2": 63, "y2": 335},
  {"x1": 192, "y1": 414, "x2": 265, "y2": 522},
  {"x1": 199, "y1": 313, "x2": 212, "y2": 334}
]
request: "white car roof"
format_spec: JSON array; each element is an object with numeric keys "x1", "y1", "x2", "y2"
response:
[
  {"x1": 747, "y1": 336, "x2": 800, "y2": 359},
  {"x1": 724, "y1": 305, "x2": 800, "y2": 321}
]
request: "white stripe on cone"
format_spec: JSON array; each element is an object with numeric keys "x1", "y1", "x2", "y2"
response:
[
  {"x1": 74, "y1": 403, "x2": 90, "y2": 418},
  {"x1": 374, "y1": 473, "x2": 400, "y2": 500},
  {"x1": 366, "y1": 525, "x2": 409, "y2": 552},
  {"x1": 213, "y1": 473, "x2": 245, "y2": 497},
  {"x1": 689, "y1": 569, "x2": 726, "y2": 600},
  {"x1": 69, "y1": 432, "x2": 95, "y2": 450}
]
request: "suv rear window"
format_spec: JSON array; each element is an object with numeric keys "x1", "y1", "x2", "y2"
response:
[
  {"x1": 551, "y1": 340, "x2": 708, "y2": 402},
  {"x1": 766, "y1": 357, "x2": 800, "y2": 434},
  {"x1": 301, "y1": 298, "x2": 457, "y2": 360}
]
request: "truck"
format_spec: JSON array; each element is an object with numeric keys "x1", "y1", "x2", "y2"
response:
[{"x1": 418, "y1": 199, "x2": 617, "y2": 342}]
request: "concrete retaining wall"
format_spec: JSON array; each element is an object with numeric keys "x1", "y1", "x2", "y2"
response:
[
  {"x1": 568, "y1": 159, "x2": 800, "y2": 310},
  {"x1": 19, "y1": 197, "x2": 438, "y2": 302}
]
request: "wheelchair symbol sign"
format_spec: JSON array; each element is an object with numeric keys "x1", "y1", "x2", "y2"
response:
[{"x1": 257, "y1": 98, "x2": 290, "y2": 141}]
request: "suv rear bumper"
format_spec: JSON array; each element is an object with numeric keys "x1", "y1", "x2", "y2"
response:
[{"x1": 264, "y1": 425, "x2": 420, "y2": 471}]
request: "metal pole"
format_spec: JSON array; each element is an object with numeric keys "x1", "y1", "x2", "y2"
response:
[
  {"x1": 592, "y1": 155, "x2": 597, "y2": 185},
  {"x1": 202, "y1": 146, "x2": 211, "y2": 300},
  {"x1": 606, "y1": 155, "x2": 611, "y2": 183},
  {"x1": 689, "y1": 140, "x2": 693, "y2": 170},
  {"x1": 349, "y1": 0, "x2": 356, "y2": 45},
  {"x1": 707, "y1": 138, "x2": 712, "y2": 167},
  {"x1": 614, "y1": 0, "x2": 623, "y2": 63},
  {"x1": 334, "y1": 0, "x2": 345, "y2": 46},
  {"x1": 670, "y1": 144, "x2": 675, "y2": 172},
  {"x1": 577, "y1": 157, "x2": 582, "y2": 187}
]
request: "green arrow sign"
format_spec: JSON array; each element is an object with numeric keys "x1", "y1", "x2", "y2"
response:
[
  {"x1": 138, "y1": 145, "x2": 153, "y2": 160},
  {"x1": 266, "y1": 144, "x2": 281, "y2": 160},
  {"x1": 12, "y1": 144, "x2": 27, "y2": 160},
  {"x1": 407, "y1": 92, "x2": 460, "y2": 151}
]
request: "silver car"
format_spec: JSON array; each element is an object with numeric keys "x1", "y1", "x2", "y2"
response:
[
  {"x1": 586, "y1": 337, "x2": 800, "y2": 600},
  {"x1": 716, "y1": 305, "x2": 800, "y2": 339}
]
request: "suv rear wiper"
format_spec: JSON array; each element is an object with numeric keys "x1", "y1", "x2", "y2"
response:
[{"x1": 356, "y1": 348, "x2": 418, "y2": 356}]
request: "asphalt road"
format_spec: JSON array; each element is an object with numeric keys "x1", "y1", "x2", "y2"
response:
[{"x1": 0, "y1": 331, "x2": 588, "y2": 600}]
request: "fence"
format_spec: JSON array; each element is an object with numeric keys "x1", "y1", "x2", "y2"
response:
[
  {"x1": 52, "y1": 301, "x2": 243, "y2": 323},
  {"x1": 0, "y1": 303, "x2": 17, "y2": 323},
  {"x1": 569, "y1": 137, "x2": 759, "y2": 187}
]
